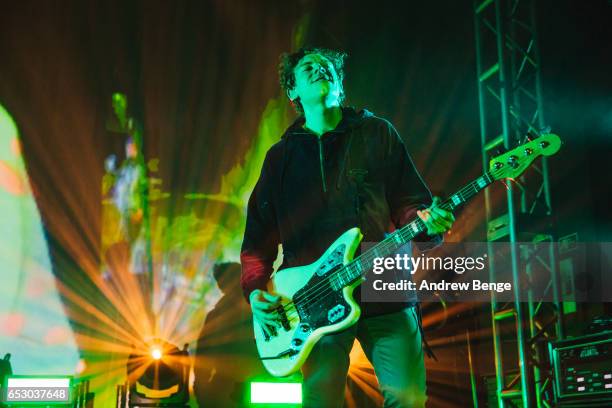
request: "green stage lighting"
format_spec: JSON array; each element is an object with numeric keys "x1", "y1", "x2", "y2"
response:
[{"x1": 250, "y1": 381, "x2": 302, "y2": 404}]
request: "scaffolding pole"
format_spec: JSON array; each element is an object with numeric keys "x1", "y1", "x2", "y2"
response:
[{"x1": 473, "y1": 0, "x2": 563, "y2": 406}]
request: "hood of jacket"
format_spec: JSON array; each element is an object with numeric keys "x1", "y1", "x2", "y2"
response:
[{"x1": 280, "y1": 106, "x2": 373, "y2": 140}]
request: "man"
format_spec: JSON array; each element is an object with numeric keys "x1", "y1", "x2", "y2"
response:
[
  {"x1": 110, "y1": 136, "x2": 145, "y2": 241},
  {"x1": 240, "y1": 47, "x2": 454, "y2": 407}
]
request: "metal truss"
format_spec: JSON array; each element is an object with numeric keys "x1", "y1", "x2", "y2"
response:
[{"x1": 473, "y1": 0, "x2": 563, "y2": 406}]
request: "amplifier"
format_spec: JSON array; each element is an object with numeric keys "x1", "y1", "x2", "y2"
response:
[{"x1": 549, "y1": 331, "x2": 612, "y2": 404}]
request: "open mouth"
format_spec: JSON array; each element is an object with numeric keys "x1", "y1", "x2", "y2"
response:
[{"x1": 313, "y1": 75, "x2": 331, "y2": 84}]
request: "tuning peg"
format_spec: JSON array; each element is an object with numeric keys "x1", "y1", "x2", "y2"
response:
[
  {"x1": 494, "y1": 147, "x2": 507, "y2": 157},
  {"x1": 507, "y1": 155, "x2": 519, "y2": 168},
  {"x1": 526, "y1": 130, "x2": 540, "y2": 141}
]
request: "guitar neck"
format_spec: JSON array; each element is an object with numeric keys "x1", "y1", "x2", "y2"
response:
[{"x1": 336, "y1": 171, "x2": 495, "y2": 285}]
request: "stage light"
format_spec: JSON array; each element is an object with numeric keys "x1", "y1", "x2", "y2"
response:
[
  {"x1": 151, "y1": 347, "x2": 162, "y2": 360},
  {"x1": 250, "y1": 381, "x2": 302, "y2": 404},
  {"x1": 118, "y1": 339, "x2": 189, "y2": 407}
]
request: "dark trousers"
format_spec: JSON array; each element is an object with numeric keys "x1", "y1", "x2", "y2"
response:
[{"x1": 302, "y1": 306, "x2": 427, "y2": 408}]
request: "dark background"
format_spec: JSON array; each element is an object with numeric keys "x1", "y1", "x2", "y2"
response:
[
  {"x1": 0, "y1": 0, "x2": 610, "y2": 406},
  {"x1": 1, "y1": 0, "x2": 610, "y2": 254}
]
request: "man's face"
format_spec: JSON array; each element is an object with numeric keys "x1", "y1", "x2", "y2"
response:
[{"x1": 288, "y1": 53, "x2": 342, "y2": 109}]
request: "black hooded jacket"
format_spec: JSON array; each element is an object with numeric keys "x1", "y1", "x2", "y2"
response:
[{"x1": 241, "y1": 107, "x2": 439, "y2": 317}]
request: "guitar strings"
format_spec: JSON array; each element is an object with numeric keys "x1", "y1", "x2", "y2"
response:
[
  {"x1": 271, "y1": 163, "x2": 515, "y2": 322},
  {"x1": 266, "y1": 143, "x2": 556, "y2": 332},
  {"x1": 276, "y1": 169, "x2": 497, "y2": 318},
  {"x1": 275, "y1": 205, "x2": 461, "y2": 318},
  {"x1": 284, "y1": 225, "x2": 423, "y2": 317},
  {"x1": 285, "y1": 170, "x2": 497, "y2": 309},
  {"x1": 279, "y1": 138, "x2": 556, "y2": 316}
]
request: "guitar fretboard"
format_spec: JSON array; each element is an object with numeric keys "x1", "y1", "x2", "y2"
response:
[{"x1": 329, "y1": 171, "x2": 495, "y2": 289}]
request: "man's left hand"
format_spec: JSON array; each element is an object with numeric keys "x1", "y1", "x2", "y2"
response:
[{"x1": 417, "y1": 197, "x2": 455, "y2": 235}]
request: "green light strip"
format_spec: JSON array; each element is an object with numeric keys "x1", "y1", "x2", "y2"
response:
[{"x1": 250, "y1": 382, "x2": 302, "y2": 404}]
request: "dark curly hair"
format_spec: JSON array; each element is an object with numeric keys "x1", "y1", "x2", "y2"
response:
[{"x1": 278, "y1": 47, "x2": 348, "y2": 114}]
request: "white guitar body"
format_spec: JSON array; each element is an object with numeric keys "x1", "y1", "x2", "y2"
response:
[{"x1": 254, "y1": 227, "x2": 363, "y2": 377}]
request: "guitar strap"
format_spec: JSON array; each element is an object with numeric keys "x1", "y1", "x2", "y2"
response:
[{"x1": 338, "y1": 132, "x2": 367, "y2": 231}]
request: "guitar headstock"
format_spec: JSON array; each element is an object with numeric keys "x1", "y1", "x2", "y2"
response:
[{"x1": 489, "y1": 133, "x2": 561, "y2": 181}]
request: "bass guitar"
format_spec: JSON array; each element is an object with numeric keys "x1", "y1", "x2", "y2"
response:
[{"x1": 255, "y1": 133, "x2": 561, "y2": 377}]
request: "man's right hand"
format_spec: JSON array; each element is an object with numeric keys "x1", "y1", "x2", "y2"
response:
[{"x1": 249, "y1": 289, "x2": 282, "y2": 336}]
